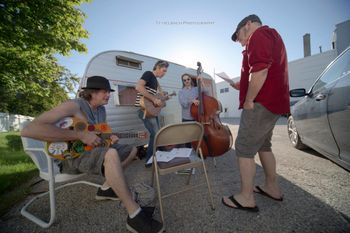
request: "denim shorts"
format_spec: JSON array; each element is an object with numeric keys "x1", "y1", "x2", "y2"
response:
[{"x1": 235, "y1": 103, "x2": 280, "y2": 158}]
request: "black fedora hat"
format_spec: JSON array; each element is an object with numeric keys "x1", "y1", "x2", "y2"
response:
[{"x1": 82, "y1": 76, "x2": 115, "y2": 92}]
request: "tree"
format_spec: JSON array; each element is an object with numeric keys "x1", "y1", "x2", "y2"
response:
[{"x1": 0, "y1": 0, "x2": 90, "y2": 116}]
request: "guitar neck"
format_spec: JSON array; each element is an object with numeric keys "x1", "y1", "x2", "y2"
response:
[{"x1": 100, "y1": 132, "x2": 139, "y2": 139}]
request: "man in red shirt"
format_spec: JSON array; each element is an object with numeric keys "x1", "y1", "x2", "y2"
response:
[{"x1": 222, "y1": 15, "x2": 290, "y2": 212}]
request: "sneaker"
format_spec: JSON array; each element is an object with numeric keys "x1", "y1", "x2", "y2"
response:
[
  {"x1": 126, "y1": 210, "x2": 164, "y2": 233},
  {"x1": 142, "y1": 206, "x2": 155, "y2": 218},
  {"x1": 95, "y1": 187, "x2": 119, "y2": 201}
]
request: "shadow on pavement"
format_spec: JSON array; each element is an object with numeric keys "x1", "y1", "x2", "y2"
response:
[{"x1": 0, "y1": 147, "x2": 349, "y2": 233}]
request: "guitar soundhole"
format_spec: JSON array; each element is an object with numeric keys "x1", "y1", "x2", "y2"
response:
[{"x1": 75, "y1": 122, "x2": 87, "y2": 131}]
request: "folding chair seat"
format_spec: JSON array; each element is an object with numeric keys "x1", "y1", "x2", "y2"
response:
[
  {"x1": 20, "y1": 135, "x2": 100, "y2": 228},
  {"x1": 150, "y1": 122, "x2": 215, "y2": 224}
]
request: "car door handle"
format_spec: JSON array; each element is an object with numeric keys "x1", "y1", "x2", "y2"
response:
[{"x1": 315, "y1": 94, "x2": 326, "y2": 101}]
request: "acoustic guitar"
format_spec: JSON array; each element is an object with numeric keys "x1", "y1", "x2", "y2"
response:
[
  {"x1": 140, "y1": 91, "x2": 176, "y2": 118},
  {"x1": 46, "y1": 117, "x2": 147, "y2": 160}
]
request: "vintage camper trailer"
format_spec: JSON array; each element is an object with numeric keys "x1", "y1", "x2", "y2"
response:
[{"x1": 79, "y1": 50, "x2": 216, "y2": 147}]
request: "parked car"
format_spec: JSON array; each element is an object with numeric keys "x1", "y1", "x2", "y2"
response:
[{"x1": 288, "y1": 46, "x2": 350, "y2": 171}]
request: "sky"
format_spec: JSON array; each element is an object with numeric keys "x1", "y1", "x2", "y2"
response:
[{"x1": 57, "y1": 0, "x2": 350, "y2": 83}]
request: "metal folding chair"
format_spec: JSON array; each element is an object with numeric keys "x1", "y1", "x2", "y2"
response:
[{"x1": 150, "y1": 122, "x2": 215, "y2": 224}]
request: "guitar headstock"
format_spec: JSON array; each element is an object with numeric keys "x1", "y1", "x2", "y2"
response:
[
  {"x1": 162, "y1": 91, "x2": 176, "y2": 97},
  {"x1": 170, "y1": 91, "x2": 177, "y2": 97}
]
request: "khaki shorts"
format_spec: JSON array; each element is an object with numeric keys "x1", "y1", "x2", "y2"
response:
[
  {"x1": 61, "y1": 143, "x2": 133, "y2": 176},
  {"x1": 235, "y1": 103, "x2": 280, "y2": 158}
]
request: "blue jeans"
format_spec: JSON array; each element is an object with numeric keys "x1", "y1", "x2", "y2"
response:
[
  {"x1": 138, "y1": 109, "x2": 160, "y2": 162},
  {"x1": 182, "y1": 118, "x2": 195, "y2": 148}
]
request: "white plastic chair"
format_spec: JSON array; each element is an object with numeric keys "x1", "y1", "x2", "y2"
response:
[{"x1": 20, "y1": 135, "x2": 100, "y2": 228}]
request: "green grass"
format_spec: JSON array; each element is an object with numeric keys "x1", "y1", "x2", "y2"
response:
[{"x1": 0, "y1": 131, "x2": 38, "y2": 216}]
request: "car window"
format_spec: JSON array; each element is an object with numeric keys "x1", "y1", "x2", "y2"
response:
[{"x1": 313, "y1": 48, "x2": 350, "y2": 91}]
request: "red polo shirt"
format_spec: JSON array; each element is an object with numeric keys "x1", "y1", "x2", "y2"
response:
[{"x1": 239, "y1": 26, "x2": 290, "y2": 115}]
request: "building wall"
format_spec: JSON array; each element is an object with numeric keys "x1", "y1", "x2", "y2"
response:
[
  {"x1": 216, "y1": 78, "x2": 241, "y2": 118},
  {"x1": 334, "y1": 20, "x2": 350, "y2": 56},
  {"x1": 288, "y1": 50, "x2": 337, "y2": 91},
  {"x1": 0, "y1": 112, "x2": 33, "y2": 132}
]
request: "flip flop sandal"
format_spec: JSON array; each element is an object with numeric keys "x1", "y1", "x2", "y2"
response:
[{"x1": 222, "y1": 195, "x2": 259, "y2": 212}]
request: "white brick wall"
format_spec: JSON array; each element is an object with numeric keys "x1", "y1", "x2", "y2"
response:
[{"x1": 0, "y1": 112, "x2": 33, "y2": 132}]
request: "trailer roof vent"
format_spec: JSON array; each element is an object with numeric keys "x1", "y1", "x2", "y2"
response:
[{"x1": 116, "y1": 56, "x2": 143, "y2": 70}]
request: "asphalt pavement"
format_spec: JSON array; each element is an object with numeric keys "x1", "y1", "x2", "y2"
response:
[{"x1": 1, "y1": 118, "x2": 349, "y2": 233}]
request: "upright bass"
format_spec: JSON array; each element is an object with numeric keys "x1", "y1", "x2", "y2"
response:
[{"x1": 190, "y1": 62, "x2": 232, "y2": 158}]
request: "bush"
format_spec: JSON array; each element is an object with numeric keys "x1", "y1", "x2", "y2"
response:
[{"x1": 5, "y1": 135, "x2": 23, "y2": 151}]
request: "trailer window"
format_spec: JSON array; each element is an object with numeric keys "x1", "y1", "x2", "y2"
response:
[
  {"x1": 116, "y1": 56, "x2": 143, "y2": 70},
  {"x1": 114, "y1": 85, "x2": 138, "y2": 105}
]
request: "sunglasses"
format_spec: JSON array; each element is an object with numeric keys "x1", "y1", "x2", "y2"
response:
[{"x1": 183, "y1": 78, "x2": 191, "y2": 82}]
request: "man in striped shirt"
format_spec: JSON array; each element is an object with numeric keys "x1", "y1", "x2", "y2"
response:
[{"x1": 135, "y1": 60, "x2": 169, "y2": 167}]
